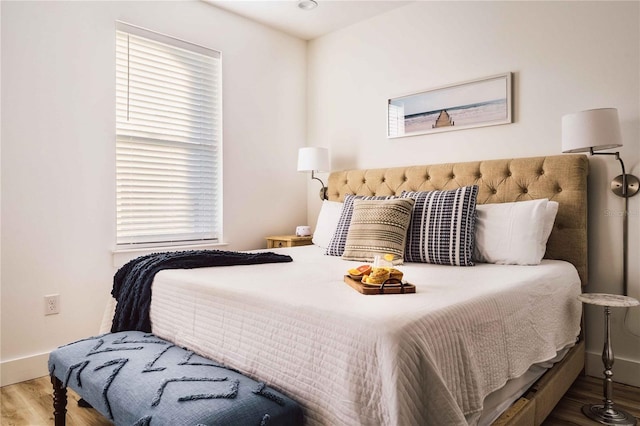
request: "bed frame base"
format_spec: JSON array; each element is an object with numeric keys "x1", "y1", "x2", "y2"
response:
[{"x1": 492, "y1": 339, "x2": 585, "y2": 426}]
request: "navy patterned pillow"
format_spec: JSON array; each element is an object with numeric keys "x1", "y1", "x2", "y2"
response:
[
  {"x1": 401, "y1": 186, "x2": 479, "y2": 266},
  {"x1": 325, "y1": 194, "x2": 398, "y2": 256}
]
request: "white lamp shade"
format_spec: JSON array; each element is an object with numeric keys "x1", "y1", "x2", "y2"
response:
[
  {"x1": 561, "y1": 108, "x2": 622, "y2": 153},
  {"x1": 297, "y1": 147, "x2": 330, "y2": 172}
]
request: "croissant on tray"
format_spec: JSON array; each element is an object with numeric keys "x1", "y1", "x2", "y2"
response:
[
  {"x1": 388, "y1": 268, "x2": 403, "y2": 281},
  {"x1": 362, "y1": 268, "x2": 390, "y2": 284},
  {"x1": 347, "y1": 263, "x2": 403, "y2": 285}
]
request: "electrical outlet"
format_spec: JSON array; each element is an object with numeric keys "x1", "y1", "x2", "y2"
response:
[{"x1": 44, "y1": 294, "x2": 60, "y2": 315}]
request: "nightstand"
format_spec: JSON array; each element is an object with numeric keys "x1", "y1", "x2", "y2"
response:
[
  {"x1": 578, "y1": 293, "x2": 639, "y2": 425},
  {"x1": 266, "y1": 235, "x2": 313, "y2": 249}
]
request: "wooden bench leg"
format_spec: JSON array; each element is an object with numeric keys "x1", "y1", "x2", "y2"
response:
[{"x1": 51, "y1": 374, "x2": 67, "y2": 426}]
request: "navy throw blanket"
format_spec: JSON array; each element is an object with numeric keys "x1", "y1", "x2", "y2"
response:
[{"x1": 111, "y1": 250, "x2": 293, "y2": 333}]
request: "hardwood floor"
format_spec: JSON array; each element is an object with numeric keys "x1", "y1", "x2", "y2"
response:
[
  {"x1": 1, "y1": 376, "x2": 111, "y2": 426},
  {"x1": 1, "y1": 374, "x2": 638, "y2": 425},
  {"x1": 542, "y1": 375, "x2": 640, "y2": 425}
]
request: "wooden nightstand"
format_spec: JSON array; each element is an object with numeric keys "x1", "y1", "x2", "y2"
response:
[{"x1": 265, "y1": 235, "x2": 313, "y2": 249}]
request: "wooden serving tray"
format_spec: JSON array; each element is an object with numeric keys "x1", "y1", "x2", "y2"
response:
[{"x1": 344, "y1": 276, "x2": 416, "y2": 295}]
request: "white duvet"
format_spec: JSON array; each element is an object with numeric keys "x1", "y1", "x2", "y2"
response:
[{"x1": 149, "y1": 245, "x2": 581, "y2": 425}]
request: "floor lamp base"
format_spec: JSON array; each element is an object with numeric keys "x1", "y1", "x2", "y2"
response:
[{"x1": 582, "y1": 404, "x2": 637, "y2": 425}]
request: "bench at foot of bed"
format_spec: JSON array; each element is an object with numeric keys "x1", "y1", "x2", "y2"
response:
[{"x1": 48, "y1": 331, "x2": 303, "y2": 426}]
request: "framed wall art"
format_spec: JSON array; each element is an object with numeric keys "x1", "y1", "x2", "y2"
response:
[{"x1": 387, "y1": 72, "x2": 512, "y2": 138}]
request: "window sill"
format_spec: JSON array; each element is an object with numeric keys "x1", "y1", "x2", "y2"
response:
[{"x1": 111, "y1": 241, "x2": 229, "y2": 268}]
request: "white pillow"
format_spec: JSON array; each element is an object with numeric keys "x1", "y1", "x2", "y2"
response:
[
  {"x1": 541, "y1": 201, "x2": 559, "y2": 255},
  {"x1": 312, "y1": 201, "x2": 343, "y2": 249},
  {"x1": 474, "y1": 199, "x2": 557, "y2": 265}
]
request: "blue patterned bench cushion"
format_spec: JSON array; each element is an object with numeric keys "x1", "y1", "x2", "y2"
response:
[{"x1": 48, "y1": 331, "x2": 303, "y2": 426}]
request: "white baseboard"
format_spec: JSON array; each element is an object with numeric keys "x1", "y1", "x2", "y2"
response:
[
  {"x1": 585, "y1": 350, "x2": 640, "y2": 387},
  {"x1": 1, "y1": 352, "x2": 50, "y2": 387}
]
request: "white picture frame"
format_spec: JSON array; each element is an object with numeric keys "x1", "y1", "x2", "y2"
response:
[{"x1": 388, "y1": 72, "x2": 513, "y2": 138}]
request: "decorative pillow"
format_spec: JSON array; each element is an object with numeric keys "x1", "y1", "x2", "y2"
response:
[
  {"x1": 402, "y1": 186, "x2": 479, "y2": 266},
  {"x1": 341, "y1": 198, "x2": 415, "y2": 263},
  {"x1": 474, "y1": 198, "x2": 556, "y2": 265},
  {"x1": 325, "y1": 194, "x2": 398, "y2": 256},
  {"x1": 312, "y1": 201, "x2": 343, "y2": 249}
]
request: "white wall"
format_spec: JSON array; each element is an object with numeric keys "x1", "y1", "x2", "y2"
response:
[
  {"x1": 2, "y1": 0, "x2": 639, "y2": 390},
  {"x1": 307, "y1": 1, "x2": 640, "y2": 386},
  {"x1": 0, "y1": 1, "x2": 307, "y2": 385}
]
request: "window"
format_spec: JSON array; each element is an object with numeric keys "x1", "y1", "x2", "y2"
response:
[{"x1": 115, "y1": 22, "x2": 222, "y2": 247}]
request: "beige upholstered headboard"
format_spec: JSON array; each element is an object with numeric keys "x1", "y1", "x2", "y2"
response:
[{"x1": 327, "y1": 154, "x2": 589, "y2": 286}]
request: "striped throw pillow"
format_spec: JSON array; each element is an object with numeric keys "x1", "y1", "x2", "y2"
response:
[
  {"x1": 342, "y1": 198, "x2": 415, "y2": 263},
  {"x1": 325, "y1": 194, "x2": 398, "y2": 256},
  {"x1": 402, "y1": 186, "x2": 479, "y2": 266}
]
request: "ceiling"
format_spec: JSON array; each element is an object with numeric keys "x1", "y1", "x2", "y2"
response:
[{"x1": 203, "y1": 0, "x2": 412, "y2": 40}]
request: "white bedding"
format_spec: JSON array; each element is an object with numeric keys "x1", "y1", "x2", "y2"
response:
[{"x1": 149, "y1": 245, "x2": 582, "y2": 426}]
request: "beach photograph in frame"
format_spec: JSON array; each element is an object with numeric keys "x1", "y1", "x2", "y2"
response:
[{"x1": 387, "y1": 73, "x2": 512, "y2": 138}]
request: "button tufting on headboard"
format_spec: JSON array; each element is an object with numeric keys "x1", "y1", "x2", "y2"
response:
[{"x1": 327, "y1": 154, "x2": 589, "y2": 286}]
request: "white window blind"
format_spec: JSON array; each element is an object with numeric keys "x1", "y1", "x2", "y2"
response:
[{"x1": 116, "y1": 22, "x2": 222, "y2": 247}]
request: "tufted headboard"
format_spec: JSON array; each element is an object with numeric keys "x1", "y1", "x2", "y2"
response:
[{"x1": 327, "y1": 154, "x2": 589, "y2": 286}]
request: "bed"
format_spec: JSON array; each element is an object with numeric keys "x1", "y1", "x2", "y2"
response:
[{"x1": 110, "y1": 154, "x2": 589, "y2": 426}]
